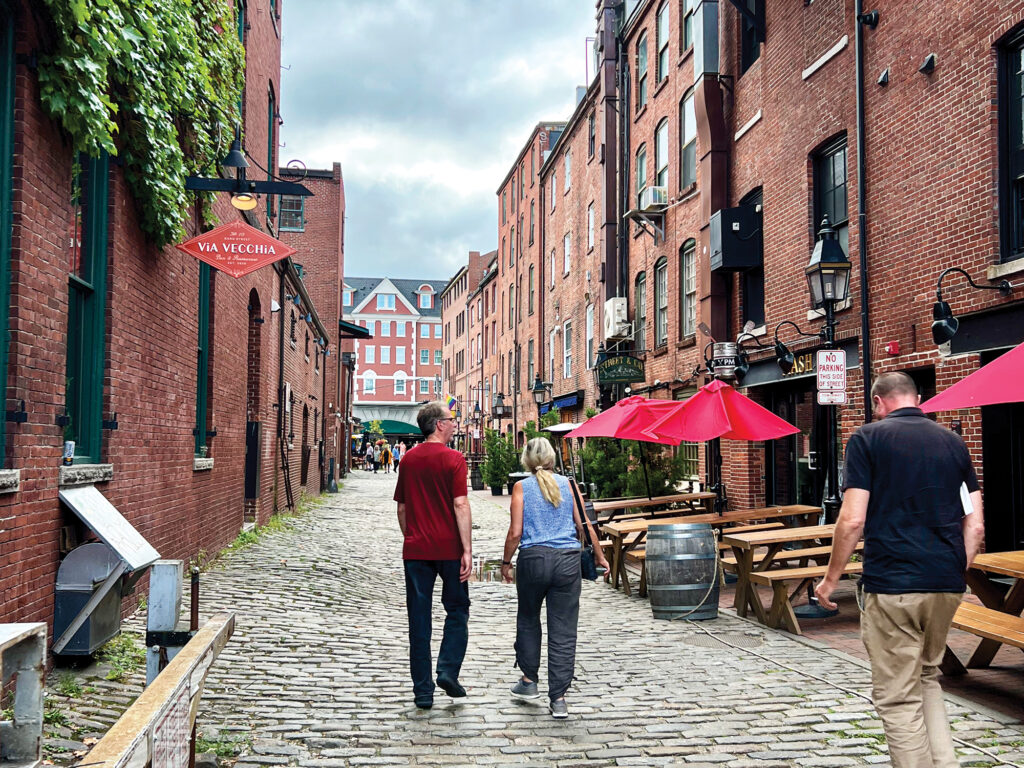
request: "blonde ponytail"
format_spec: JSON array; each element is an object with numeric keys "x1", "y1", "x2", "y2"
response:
[{"x1": 521, "y1": 437, "x2": 561, "y2": 506}]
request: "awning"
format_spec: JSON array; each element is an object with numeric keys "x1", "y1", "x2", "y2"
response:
[
  {"x1": 372, "y1": 419, "x2": 420, "y2": 436},
  {"x1": 340, "y1": 318, "x2": 371, "y2": 339},
  {"x1": 540, "y1": 390, "x2": 584, "y2": 414}
]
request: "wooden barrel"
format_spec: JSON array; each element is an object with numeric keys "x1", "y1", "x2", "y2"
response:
[{"x1": 645, "y1": 523, "x2": 720, "y2": 621}]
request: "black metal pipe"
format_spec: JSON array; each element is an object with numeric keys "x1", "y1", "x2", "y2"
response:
[{"x1": 855, "y1": 0, "x2": 873, "y2": 422}]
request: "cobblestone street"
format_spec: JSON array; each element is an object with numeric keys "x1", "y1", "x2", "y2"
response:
[{"x1": 52, "y1": 473, "x2": 1024, "y2": 767}]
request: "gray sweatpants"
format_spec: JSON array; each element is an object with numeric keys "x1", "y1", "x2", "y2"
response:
[{"x1": 514, "y1": 546, "x2": 582, "y2": 701}]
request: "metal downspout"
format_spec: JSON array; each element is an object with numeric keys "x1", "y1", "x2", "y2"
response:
[{"x1": 855, "y1": 0, "x2": 873, "y2": 421}]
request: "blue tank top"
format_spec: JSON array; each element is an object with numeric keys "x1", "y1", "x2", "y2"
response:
[{"x1": 519, "y1": 474, "x2": 580, "y2": 550}]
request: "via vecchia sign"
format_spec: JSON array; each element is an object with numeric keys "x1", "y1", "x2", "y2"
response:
[
  {"x1": 175, "y1": 220, "x2": 296, "y2": 278},
  {"x1": 596, "y1": 354, "x2": 646, "y2": 385}
]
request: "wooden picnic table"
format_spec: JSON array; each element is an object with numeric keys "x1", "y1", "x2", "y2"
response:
[
  {"x1": 601, "y1": 504, "x2": 821, "y2": 597},
  {"x1": 957, "y1": 550, "x2": 1024, "y2": 668},
  {"x1": 592, "y1": 492, "x2": 717, "y2": 523}
]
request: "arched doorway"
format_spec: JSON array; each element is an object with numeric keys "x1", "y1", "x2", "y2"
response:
[
  {"x1": 300, "y1": 404, "x2": 310, "y2": 488},
  {"x1": 244, "y1": 289, "x2": 262, "y2": 524}
]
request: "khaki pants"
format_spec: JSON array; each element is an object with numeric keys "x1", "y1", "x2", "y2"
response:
[{"x1": 861, "y1": 591, "x2": 963, "y2": 768}]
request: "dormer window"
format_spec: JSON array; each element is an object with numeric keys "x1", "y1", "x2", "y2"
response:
[
  {"x1": 377, "y1": 293, "x2": 396, "y2": 310},
  {"x1": 418, "y1": 286, "x2": 434, "y2": 309}
]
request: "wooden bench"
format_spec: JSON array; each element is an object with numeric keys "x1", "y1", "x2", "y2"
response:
[
  {"x1": 721, "y1": 541, "x2": 864, "y2": 573},
  {"x1": 942, "y1": 602, "x2": 1024, "y2": 675},
  {"x1": 749, "y1": 561, "x2": 863, "y2": 634}
]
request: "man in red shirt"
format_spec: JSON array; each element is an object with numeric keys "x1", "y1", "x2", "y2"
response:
[{"x1": 394, "y1": 400, "x2": 472, "y2": 709}]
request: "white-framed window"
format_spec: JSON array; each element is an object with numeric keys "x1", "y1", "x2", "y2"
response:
[
  {"x1": 655, "y1": 118, "x2": 669, "y2": 188},
  {"x1": 510, "y1": 227, "x2": 515, "y2": 265},
  {"x1": 381, "y1": 320, "x2": 391, "y2": 337},
  {"x1": 420, "y1": 324, "x2": 429, "y2": 338},
  {"x1": 363, "y1": 373, "x2": 375, "y2": 394},
  {"x1": 420, "y1": 349, "x2": 429, "y2": 365},
  {"x1": 550, "y1": 172, "x2": 557, "y2": 211},
  {"x1": 654, "y1": 257, "x2": 668, "y2": 347},
  {"x1": 419, "y1": 292, "x2": 432, "y2": 309},
  {"x1": 656, "y1": 3, "x2": 669, "y2": 83},
  {"x1": 395, "y1": 374, "x2": 406, "y2": 394},
  {"x1": 434, "y1": 349, "x2": 442, "y2": 365},
  {"x1": 528, "y1": 338, "x2": 535, "y2": 383},
  {"x1": 343, "y1": 289, "x2": 353, "y2": 306},
  {"x1": 563, "y1": 321, "x2": 573, "y2": 378},
  {"x1": 396, "y1": 346, "x2": 406, "y2": 364},
  {"x1": 682, "y1": 0, "x2": 695, "y2": 51},
  {"x1": 366, "y1": 320, "x2": 376, "y2": 336},
  {"x1": 434, "y1": 324, "x2": 442, "y2": 338},
  {"x1": 637, "y1": 32, "x2": 648, "y2": 109},
  {"x1": 636, "y1": 144, "x2": 647, "y2": 207},
  {"x1": 377, "y1": 294, "x2": 395, "y2": 310},
  {"x1": 681, "y1": 91, "x2": 697, "y2": 188},
  {"x1": 419, "y1": 379, "x2": 429, "y2": 394},
  {"x1": 395, "y1": 320, "x2": 405, "y2": 337},
  {"x1": 586, "y1": 304, "x2": 594, "y2": 369},
  {"x1": 549, "y1": 329, "x2": 557, "y2": 382},
  {"x1": 366, "y1": 345, "x2": 375, "y2": 363},
  {"x1": 381, "y1": 346, "x2": 391, "y2": 364},
  {"x1": 564, "y1": 150, "x2": 572, "y2": 191},
  {"x1": 563, "y1": 232, "x2": 571, "y2": 274},
  {"x1": 550, "y1": 250, "x2": 556, "y2": 288},
  {"x1": 635, "y1": 271, "x2": 647, "y2": 350},
  {"x1": 682, "y1": 240, "x2": 697, "y2": 337},
  {"x1": 587, "y1": 203, "x2": 595, "y2": 250}
]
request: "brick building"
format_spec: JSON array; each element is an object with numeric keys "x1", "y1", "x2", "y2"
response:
[
  {"x1": 1, "y1": 1, "x2": 347, "y2": 635},
  {"x1": 343, "y1": 277, "x2": 447, "y2": 442},
  {"x1": 441, "y1": 0, "x2": 1024, "y2": 551}
]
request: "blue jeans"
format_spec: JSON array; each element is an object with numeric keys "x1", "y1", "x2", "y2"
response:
[{"x1": 403, "y1": 559, "x2": 470, "y2": 701}]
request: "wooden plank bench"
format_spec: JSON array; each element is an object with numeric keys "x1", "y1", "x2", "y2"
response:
[
  {"x1": 721, "y1": 541, "x2": 864, "y2": 573},
  {"x1": 749, "y1": 561, "x2": 863, "y2": 634},
  {"x1": 942, "y1": 602, "x2": 1024, "y2": 675}
]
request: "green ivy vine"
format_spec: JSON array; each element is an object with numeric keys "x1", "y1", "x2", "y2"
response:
[{"x1": 37, "y1": 0, "x2": 246, "y2": 246}]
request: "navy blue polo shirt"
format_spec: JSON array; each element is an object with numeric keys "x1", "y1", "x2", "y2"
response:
[{"x1": 843, "y1": 407, "x2": 979, "y2": 594}]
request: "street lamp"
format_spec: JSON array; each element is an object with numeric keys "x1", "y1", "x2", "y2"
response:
[
  {"x1": 930, "y1": 267, "x2": 1011, "y2": 344},
  {"x1": 531, "y1": 374, "x2": 552, "y2": 411},
  {"x1": 492, "y1": 392, "x2": 512, "y2": 433}
]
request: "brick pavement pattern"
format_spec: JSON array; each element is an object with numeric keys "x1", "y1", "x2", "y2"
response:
[{"x1": 98, "y1": 474, "x2": 1024, "y2": 766}]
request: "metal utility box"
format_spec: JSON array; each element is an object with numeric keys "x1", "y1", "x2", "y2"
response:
[
  {"x1": 0, "y1": 622, "x2": 46, "y2": 768},
  {"x1": 710, "y1": 204, "x2": 762, "y2": 272},
  {"x1": 54, "y1": 542, "x2": 123, "y2": 655}
]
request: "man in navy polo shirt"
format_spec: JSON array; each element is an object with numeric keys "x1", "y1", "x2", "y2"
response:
[{"x1": 816, "y1": 371, "x2": 984, "y2": 768}]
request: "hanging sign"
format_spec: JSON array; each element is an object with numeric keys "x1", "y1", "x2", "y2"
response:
[
  {"x1": 817, "y1": 389, "x2": 848, "y2": 405},
  {"x1": 596, "y1": 354, "x2": 646, "y2": 384},
  {"x1": 175, "y1": 221, "x2": 296, "y2": 279}
]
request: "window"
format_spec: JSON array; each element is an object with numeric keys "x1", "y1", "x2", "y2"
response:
[
  {"x1": 343, "y1": 289, "x2": 353, "y2": 306},
  {"x1": 636, "y1": 145, "x2": 647, "y2": 207},
  {"x1": 635, "y1": 271, "x2": 647, "y2": 350},
  {"x1": 434, "y1": 349, "x2": 442, "y2": 365},
  {"x1": 740, "y1": 0, "x2": 764, "y2": 74},
  {"x1": 528, "y1": 339, "x2": 535, "y2": 383},
  {"x1": 529, "y1": 265, "x2": 535, "y2": 313},
  {"x1": 419, "y1": 291, "x2": 433, "y2": 309},
  {"x1": 586, "y1": 304, "x2": 595, "y2": 369},
  {"x1": 420, "y1": 349, "x2": 429, "y2": 365},
  {"x1": 682, "y1": 0, "x2": 694, "y2": 52},
  {"x1": 377, "y1": 293, "x2": 395, "y2": 310},
  {"x1": 655, "y1": 119, "x2": 669, "y2": 188},
  {"x1": 381, "y1": 346, "x2": 391, "y2": 364},
  {"x1": 564, "y1": 150, "x2": 572, "y2": 191},
  {"x1": 814, "y1": 138, "x2": 849, "y2": 255},
  {"x1": 365, "y1": 319, "x2": 376, "y2": 336},
  {"x1": 381, "y1": 320, "x2": 391, "y2": 337},
  {"x1": 550, "y1": 250, "x2": 556, "y2": 288},
  {"x1": 562, "y1": 233, "x2": 571, "y2": 274},
  {"x1": 510, "y1": 227, "x2": 515, "y2": 266},
  {"x1": 366, "y1": 345, "x2": 375, "y2": 363},
  {"x1": 531, "y1": 146, "x2": 535, "y2": 183},
  {"x1": 0, "y1": 11, "x2": 11, "y2": 463},
  {"x1": 395, "y1": 375, "x2": 406, "y2": 394},
  {"x1": 549, "y1": 329, "x2": 557, "y2": 381},
  {"x1": 529, "y1": 201, "x2": 535, "y2": 244},
  {"x1": 508, "y1": 351, "x2": 514, "y2": 392},
  {"x1": 588, "y1": 112, "x2": 595, "y2": 158},
  {"x1": 266, "y1": 85, "x2": 276, "y2": 221},
  {"x1": 397, "y1": 346, "x2": 406, "y2": 365},
  {"x1": 363, "y1": 374, "x2": 375, "y2": 394},
  {"x1": 279, "y1": 195, "x2": 304, "y2": 230},
  {"x1": 434, "y1": 324, "x2": 442, "y2": 338},
  {"x1": 681, "y1": 240, "x2": 697, "y2": 337},
  {"x1": 509, "y1": 285, "x2": 515, "y2": 328},
  {"x1": 304, "y1": 330, "x2": 310, "y2": 358},
  {"x1": 550, "y1": 172, "x2": 556, "y2": 210},
  {"x1": 395, "y1": 320, "x2": 405, "y2": 337},
  {"x1": 654, "y1": 258, "x2": 668, "y2": 347},
  {"x1": 637, "y1": 32, "x2": 648, "y2": 109},
  {"x1": 656, "y1": 3, "x2": 669, "y2": 83},
  {"x1": 66, "y1": 152, "x2": 110, "y2": 464},
  {"x1": 501, "y1": 237, "x2": 506, "y2": 266},
  {"x1": 419, "y1": 379, "x2": 429, "y2": 394},
  {"x1": 502, "y1": 191, "x2": 506, "y2": 224},
  {"x1": 420, "y1": 324, "x2": 430, "y2": 338},
  {"x1": 194, "y1": 262, "x2": 212, "y2": 456},
  {"x1": 1002, "y1": 30, "x2": 1024, "y2": 260},
  {"x1": 740, "y1": 187, "x2": 766, "y2": 326},
  {"x1": 563, "y1": 321, "x2": 573, "y2": 378},
  {"x1": 680, "y1": 91, "x2": 697, "y2": 188},
  {"x1": 587, "y1": 203, "x2": 595, "y2": 249}
]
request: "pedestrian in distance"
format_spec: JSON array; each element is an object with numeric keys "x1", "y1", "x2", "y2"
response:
[
  {"x1": 815, "y1": 371, "x2": 984, "y2": 768},
  {"x1": 393, "y1": 441, "x2": 402, "y2": 469},
  {"x1": 501, "y1": 437, "x2": 609, "y2": 719},
  {"x1": 394, "y1": 401, "x2": 472, "y2": 709},
  {"x1": 373, "y1": 442, "x2": 381, "y2": 473},
  {"x1": 381, "y1": 444, "x2": 392, "y2": 473}
]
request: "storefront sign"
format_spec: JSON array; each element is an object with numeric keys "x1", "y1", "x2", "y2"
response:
[
  {"x1": 786, "y1": 352, "x2": 815, "y2": 376},
  {"x1": 596, "y1": 354, "x2": 646, "y2": 384},
  {"x1": 175, "y1": 221, "x2": 296, "y2": 279},
  {"x1": 816, "y1": 349, "x2": 847, "y2": 391}
]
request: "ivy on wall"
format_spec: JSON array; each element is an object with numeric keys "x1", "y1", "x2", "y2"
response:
[{"x1": 37, "y1": 0, "x2": 246, "y2": 245}]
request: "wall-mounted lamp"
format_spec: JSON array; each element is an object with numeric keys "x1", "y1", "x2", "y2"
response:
[{"x1": 931, "y1": 267, "x2": 1012, "y2": 344}]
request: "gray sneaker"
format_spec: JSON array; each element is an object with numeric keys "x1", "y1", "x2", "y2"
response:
[
  {"x1": 549, "y1": 698, "x2": 568, "y2": 719},
  {"x1": 510, "y1": 678, "x2": 540, "y2": 699}
]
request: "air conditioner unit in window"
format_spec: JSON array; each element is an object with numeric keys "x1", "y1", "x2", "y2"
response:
[
  {"x1": 603, "y1": 297, "x2": 630, "y2": 341},
  {"x1": 639, "y1": 186, "x2": 668, "y2": 212}
]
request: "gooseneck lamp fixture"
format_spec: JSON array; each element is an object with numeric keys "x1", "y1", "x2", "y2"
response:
[{"x1": 930, "y1": 267, "x2": 1012, "y2": 345}]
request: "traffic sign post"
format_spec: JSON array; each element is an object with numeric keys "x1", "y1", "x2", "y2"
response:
[
  {"x1": 816, "y1": 349, "x2": 846, "y2": 391},
  {"x1": 817, "y1": 389, "x2": 847, "y2": 405}
]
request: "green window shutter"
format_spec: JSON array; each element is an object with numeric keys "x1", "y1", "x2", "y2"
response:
[
  {"x1": 65, "y1": 151, "x2": 110, "y2": 464},
  {"x1": 195, "y1": 262, "x2": 211, "y2": 456},
  {"x1": 0, "y1": 5, "x2": 14, "y2": 462}
]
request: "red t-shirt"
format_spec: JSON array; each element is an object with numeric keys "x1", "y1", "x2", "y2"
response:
[{"x1": 393, "y1": 441, "x2": 468, "y2": 560}]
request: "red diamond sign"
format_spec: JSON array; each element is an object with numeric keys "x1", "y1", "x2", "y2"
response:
[{"x1": 175, "y1": 220, "x2": 296, "y2": 279}]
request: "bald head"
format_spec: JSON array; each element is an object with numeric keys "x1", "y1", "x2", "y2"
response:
[{"x1": 871, "y1": 372, "x2": 920, "y2": 417}]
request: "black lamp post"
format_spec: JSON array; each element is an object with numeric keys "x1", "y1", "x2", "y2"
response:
[
  {"x1": 531, "y1": 374, "x2": 552, "y2": 416},
  {"x1": 492, "y1": 392, "x2": 512, "y2": 433}
]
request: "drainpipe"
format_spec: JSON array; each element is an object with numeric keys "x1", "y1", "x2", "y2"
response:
[
  {"x1": 855, "y1": 0, "x2": 874, "y2": 422},
  {"x1": 273, "y1": 262, "x2": 287, "y2": 509}
]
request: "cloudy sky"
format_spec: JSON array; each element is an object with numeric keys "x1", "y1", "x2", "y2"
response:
[{"x1": 280, "y1": 1, "x2": 596, "y2": 282}]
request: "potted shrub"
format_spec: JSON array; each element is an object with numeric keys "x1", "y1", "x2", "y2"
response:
[
  {"x1": 505, "y1": 435, "x2": 525, "y2": 494},
  {"x1": 481, "y1": 429, "x2": 506, "y2": 495}
]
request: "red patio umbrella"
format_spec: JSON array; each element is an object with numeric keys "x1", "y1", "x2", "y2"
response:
[
  {"x1": 920, "y1": 341, "x2": 1024, "y2": 412},
  {"x1": 567, "y1": 396, "x2": 685, "y2": 498},
  {"x1": 642, "y1": 379, "x2": 800, "y2": 442}
]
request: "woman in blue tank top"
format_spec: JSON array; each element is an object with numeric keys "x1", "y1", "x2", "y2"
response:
[{"x1": 500, "y1": 438, "x2": 608, "y2": 719}]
